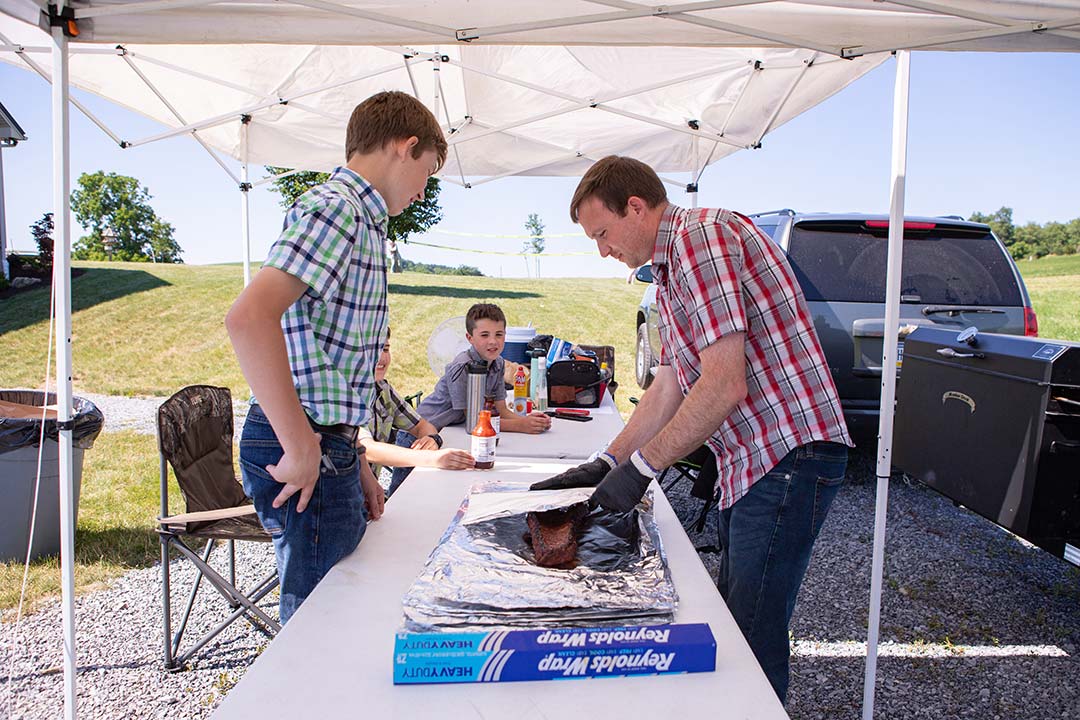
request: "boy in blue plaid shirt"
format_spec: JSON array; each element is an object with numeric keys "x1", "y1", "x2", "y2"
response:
[{"x1": 226, "y1": 91, "x2": 446, "y2": 623}]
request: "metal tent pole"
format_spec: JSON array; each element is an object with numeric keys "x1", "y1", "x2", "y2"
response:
[
  {"x1": 50, "y1": 7, "x2": 77, "y2": 718},
  {"x1": 862, "y1": 49, "x2": 911, "y2": 720},
  {"x1": 240, "y1": 115, "x2": 251, "y2": 287},
  {"x1": 0, "y1": 145, "x2": 8, "y2": 280}
]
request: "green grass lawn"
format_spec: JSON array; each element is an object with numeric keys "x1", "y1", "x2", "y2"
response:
[
  {"x1": 1014, "y1": 253, "x2": 1080, "y2": 279},
  {"x1": 0, "y1": 256, "x2": 1075, "y2": 614}
]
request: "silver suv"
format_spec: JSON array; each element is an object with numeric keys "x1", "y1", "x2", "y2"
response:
[{"x1": 634, "y1": 211, "x2": 1038, "y2": 439}]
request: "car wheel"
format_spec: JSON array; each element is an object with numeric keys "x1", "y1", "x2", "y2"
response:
[{"x1": 635, "y1": 323, "x2": 654, "y2": 389}]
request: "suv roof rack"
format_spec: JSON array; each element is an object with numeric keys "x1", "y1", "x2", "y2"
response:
[
  {"x1": 748, "y1": 209, "x2": 796, "y2": 218},
  {"x1": 937, "y1": 215, "x2": 965, "y2": 221}
]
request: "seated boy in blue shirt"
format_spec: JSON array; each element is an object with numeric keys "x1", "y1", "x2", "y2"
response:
[{"x1": 389, "y1": 303, "x2": 550, "y2": 494}]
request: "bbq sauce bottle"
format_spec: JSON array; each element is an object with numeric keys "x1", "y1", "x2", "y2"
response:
[
  {"x1": 483, "y1": 395, "x2": 501, "y2": 446},
  {"x1": 471, "y1": 410, "x2": 497, "y2": 469}
]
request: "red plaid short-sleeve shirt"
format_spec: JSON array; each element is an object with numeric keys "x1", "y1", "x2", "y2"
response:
[{"x1": 652, "y1": 205, "x2": 852, "y2": 509}]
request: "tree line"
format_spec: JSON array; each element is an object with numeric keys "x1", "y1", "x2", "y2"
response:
[{"x1": 969, "y1": 207, "x2": 1080, "y2": 260}]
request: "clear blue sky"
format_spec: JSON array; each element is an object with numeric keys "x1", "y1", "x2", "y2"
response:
[{"x1": 1, "y1": 51, "x2": 1077, "y2": 278}]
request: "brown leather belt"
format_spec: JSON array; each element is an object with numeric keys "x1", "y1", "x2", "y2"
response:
[
  {"x1": 307, "y1": 416, "x2": 359, "y2": 444},
  {"x1": 248, "y1": 403, "x2": 358, "y2": 444}
]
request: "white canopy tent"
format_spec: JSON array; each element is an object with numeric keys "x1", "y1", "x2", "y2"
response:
[{"x1": 1, "y1": 2, "x2": 1077, "y2": 719}]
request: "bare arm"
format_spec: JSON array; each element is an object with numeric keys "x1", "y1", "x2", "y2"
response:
[
  {"x1": 408, "y1": 418, "x2": 440, "y2": 450},
  {"x1": 605, "y1": 364, "x2": 685, "y2": 463},
  {"x1": 225, "y1": 267, "x2": 322, "y2": 511},
  {"x1": 638, "y1": 332, "x2": 747, "y2": 470},
  {"x1": 360, "y1": 438, "x2": 474, "y2": 470}
]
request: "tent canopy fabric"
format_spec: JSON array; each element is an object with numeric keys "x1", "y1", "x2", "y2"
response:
[
  {"x1": 3, "y1": 1, "x2": 1079, "y2": 180},
  {"x1": 0, "y1": 19, "x2": 887, "y2": 178},
  {"x1": 2, "y1": 0, "x2": 1079, "y2": 53}
]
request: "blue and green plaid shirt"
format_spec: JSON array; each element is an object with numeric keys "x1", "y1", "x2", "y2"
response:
[{"x1": 262, "y1": 167, "x2": 388, "y2": 427}]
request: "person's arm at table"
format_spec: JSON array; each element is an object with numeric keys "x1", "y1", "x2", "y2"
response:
[
  {"x1": 636, "y1": 332, "x2": 746, "y2": 469},
  {"x1": 497, "y1": 399, "x2": 551, "y2": 434},
  {"x1": 604, "y1": 363, "x2": 685, "y2": 463},
  {"x1": 360, "y1": 436, "x2": 475, "y2": 470},
  {"x1": 407, "y1": 418, "x2": 442, "y2": 450},
  {"x1": 591, "y1": 333, "x2": 747, "y2": 512}
]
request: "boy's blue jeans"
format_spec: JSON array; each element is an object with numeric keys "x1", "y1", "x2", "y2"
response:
[
  {"x1": 716, "y1": 441, "x2": 848, "y2": 704},
  {"x1": 385, "y1": 430, "x2": 417, "y2": 498},
  {"x1": 239, "y1": 406, "x2": 367, "y2": 624}
]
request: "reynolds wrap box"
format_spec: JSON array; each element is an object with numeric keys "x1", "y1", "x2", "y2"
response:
[{"x1": 393, "y1": 623, "x2": 715, "y2": 684}]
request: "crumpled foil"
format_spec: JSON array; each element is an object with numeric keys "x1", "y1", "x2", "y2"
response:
[{"x1": 401, "y1": 478, "x2": 678, "y2": 631}]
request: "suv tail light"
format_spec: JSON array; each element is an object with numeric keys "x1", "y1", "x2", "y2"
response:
[{"x1": 1024, "y1": 306, "x2": 1039, "y2": 337}]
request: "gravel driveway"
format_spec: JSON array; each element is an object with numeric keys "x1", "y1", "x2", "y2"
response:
[{"x1": 2, "y1": 395, "x2": 1077, "y2": 719}]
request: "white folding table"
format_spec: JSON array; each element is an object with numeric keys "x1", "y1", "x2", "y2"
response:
[
  {"x1": 439, "y1": 391, "x2": 625, "y2": 460},
  {"x1": 212, "y1": 458, "x2": 789, "y2": 720}
]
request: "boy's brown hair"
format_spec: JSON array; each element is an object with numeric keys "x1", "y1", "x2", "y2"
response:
[
  {"x1": 466, "y1": 303, "x2": 506, "y2": 334},
  {"x1": 345, "y1": 91, "x2": 448, "y2": 171},
  {"x1": 569, "y1": 155, "x2": 667, "y2": 223}
]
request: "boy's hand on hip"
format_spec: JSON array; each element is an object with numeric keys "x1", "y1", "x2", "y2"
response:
[
  {"x1": 360, "y1": 461, "x2": 385, "y2": 520},
  {"x1": 268, "y1": 431, "x2": 323, "y2": 512}
]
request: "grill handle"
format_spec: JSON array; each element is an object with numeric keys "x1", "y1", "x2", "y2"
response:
[
  {"x1": 936, "y1": 348, "x2": 986, "y2": 360},
  {"x1": 1049, "y1": 441, "x2": 1080, "y2": 456}
]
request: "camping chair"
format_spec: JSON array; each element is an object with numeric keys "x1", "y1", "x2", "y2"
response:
[{"x1": 156, "y1": 385, "x2": 279, "y2": 671}]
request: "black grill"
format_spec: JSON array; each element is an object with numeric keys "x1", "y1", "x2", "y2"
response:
[{"x1": 893, "y1": 326, "x2": 1080, "y2": 565}]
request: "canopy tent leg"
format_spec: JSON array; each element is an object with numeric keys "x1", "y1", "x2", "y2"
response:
[
  {"x1": 0, "y1": 145, "x2": 7, "y2": 280},
  {"x1": 862, "y1": 49, "x2": 911, "y2": 720},
  {"x1": 240, "y1": 115, "x2": 251, "y2": 287},
  {"x1": 50, "y1": 10, "x2": 77, "y2": 719}
]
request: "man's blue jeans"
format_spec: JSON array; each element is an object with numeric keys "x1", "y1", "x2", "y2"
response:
[
  {"x1": 385, "y1": 430, "x2": 416, "y2": 498},
  {"x1": 716, "y1": 441, "x2": 848, "y2": 704},
  {"x1": 239, "y1": 406, "x2": 368, "y2": 624}
]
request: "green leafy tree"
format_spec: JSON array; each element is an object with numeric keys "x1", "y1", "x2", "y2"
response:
[
  {"x1": 969, "y1": 207, "x2": 1016, "y2": 249},
  {"x1": 266, "y1": 167, "x2": 443, "y2": 245},
  {"x1": 30, "y1": 212, "x2": 54, "y2": 270},
  {"x1": 523, "y1": 213, "x2": 545, "y2": 278},
  {"x1": 70, "y1": 171, "x2": 183, "y2": 262}
]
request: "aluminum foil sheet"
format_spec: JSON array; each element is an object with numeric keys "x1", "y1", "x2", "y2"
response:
[{"x1": 402, "y1": 479, "x2": 677, "y2": 632}]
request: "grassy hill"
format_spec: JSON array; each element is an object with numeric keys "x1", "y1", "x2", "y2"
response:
[{"x1": 0, "y1": 262, "x2": 642, "y2": 413}]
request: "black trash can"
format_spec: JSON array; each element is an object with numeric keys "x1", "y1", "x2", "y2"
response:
[{"x1": 0, "y1": 390, "x2": 104, "y2": 562}]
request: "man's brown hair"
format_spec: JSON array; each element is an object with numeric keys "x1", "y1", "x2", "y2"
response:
[
  {"x1": 345, "y1": 91, "x2": 448, "y2": 170},
  {"x1": 466, "y1": 303, "x2": 506, "y2": 334},
  {"x1": 569, "y1": 155, "x2": 667, "y2": 223}
]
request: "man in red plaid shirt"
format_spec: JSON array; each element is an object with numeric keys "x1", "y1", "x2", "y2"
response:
[{"x1": 534, "y1": 155, "x2": 852, "y2": 703}]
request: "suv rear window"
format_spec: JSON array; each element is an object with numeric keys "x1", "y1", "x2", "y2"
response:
[{"x1": 786, "y1": 222, "x2": 1023, "y2": 305}]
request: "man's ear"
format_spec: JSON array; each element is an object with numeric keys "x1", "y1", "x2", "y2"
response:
[{"x1": 626, "y1": 196, "x2": 647, "y2": 217}]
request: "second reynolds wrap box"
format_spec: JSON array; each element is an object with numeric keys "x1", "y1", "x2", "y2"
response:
[{"x1": 393, "y1": 623, "x2": 715, "y2": 684}]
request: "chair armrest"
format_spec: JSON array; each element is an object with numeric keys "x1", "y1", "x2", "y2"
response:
[{"x1": 159, "y1": 505, "x2": 256, "y2": 525}]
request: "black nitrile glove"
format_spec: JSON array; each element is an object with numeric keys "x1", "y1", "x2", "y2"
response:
[
  {"x1": 530, "y1": 454, "x2": 614, "y2": 490},
  {"x1": 590, "y1": 452, "x2": 655, "y2": 513}
]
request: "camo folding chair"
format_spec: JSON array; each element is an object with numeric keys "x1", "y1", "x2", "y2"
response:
[{"x1": 156, "y1": 385, "x2": 279, "y2": 670}]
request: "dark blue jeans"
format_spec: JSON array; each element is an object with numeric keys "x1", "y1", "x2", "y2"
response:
[
  {"x1": 385, "y1": 430, "x2": 417, "y2": 499},
  {"x1": 239, "y1": 406, "x2": 367, "y2": 624},
  {"x1": 716, "y1": 441, "x2": 848, "y2": 704}
]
